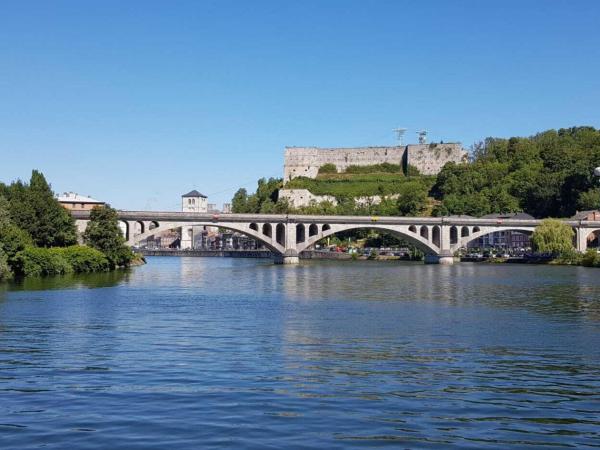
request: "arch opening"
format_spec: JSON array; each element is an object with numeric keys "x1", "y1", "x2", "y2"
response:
[
  {"x1": 262, "y1": 223, "x2": 272, "y2": 238},
  {"x1": 297, "y1": 224, "x2": 439, "y2": 255},
  {"x1": 409, "y1": 225, "x2": 417, "y2": 233},
  {"x1": 309, "y1": 223, "x2": 318, "y2": 237},
  {"x1": 276, "y1": 223, "x2": 285, "y2": 246},
  {"x1": 432, "y1": 226, "x2": 441, "y2": 248},
  {"x1": 322, "y1": 224, "x2": 331, "y2": 232},
  {"x1": 450, "y1": 226, "x2": 458, "y2": 245},
  {"x1": 249, "y1": 223, "x2": 258, "y2": 232},
  {"x1": 149, "y1": 221, "x2": 159, "y2": 230},
  {"x1": 296, "y1": 224, "x2": 306, "y2": 243},
  {"x1": 133, "y1": 222, "x2": 284, "y2": 254},
  {"x1": 587, "y1": 229, "x2": 600, "y2": 248},
  {"x1": 461, "y1": 226, "x2": 469, "y2": 237},
  {"x1": 420, "y1": 226, "x2": 429, "y2": 240},
  {"x1": 460, "y1": 228, "x2": 534, "y2": 252}
]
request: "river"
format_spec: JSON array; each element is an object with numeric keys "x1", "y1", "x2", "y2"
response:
[{"x1": 1, "y1": 258, "x2": 599, "y2": 449}]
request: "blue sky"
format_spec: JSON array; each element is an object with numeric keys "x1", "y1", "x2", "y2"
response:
[{"x1": 1, "y1": 0, "x2": 599, "y2": 210}]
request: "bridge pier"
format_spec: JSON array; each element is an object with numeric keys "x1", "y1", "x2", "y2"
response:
[
  {"x1": 424, "y1": 251, "x2": 455, "y2": 265},
  {"x1": 274, "y1": 249, "x2": 300, "y2": 265}
]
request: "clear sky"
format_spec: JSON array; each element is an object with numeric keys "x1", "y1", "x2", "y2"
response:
[{"x1": 1, "y1": 0, "x2": 599, "y2": 210}]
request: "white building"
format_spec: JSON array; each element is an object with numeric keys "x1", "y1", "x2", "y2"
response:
[
  {"x1": 181, "y1": 190, "x2": 208, "y2": 213},
  {"x1": 181, "y1": 190, "x2": 209, "y2": 249}
]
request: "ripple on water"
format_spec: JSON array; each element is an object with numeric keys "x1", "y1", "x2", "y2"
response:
[{"x1": 0, "y1": 259, "x2": 599, "y2": 449}]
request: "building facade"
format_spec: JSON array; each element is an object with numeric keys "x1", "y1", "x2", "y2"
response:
[{"x1": 57, "y1": 192, "x2": 105, "y2": 211}]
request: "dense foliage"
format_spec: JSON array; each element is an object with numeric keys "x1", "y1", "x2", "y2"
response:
[
  {"x1": 0, "y1": 170, "x2": 138, "y2": 279},
  {"x1": 231, "y1": 178, "x2": 287, "y2": 214},
  {"x1": 531, "y1": 219, "x2": 575, "y2": 255},
  {"x1": 83, "y1": 206, "x2": 134, "y2": 268},
  {"x1": 581, "y1": 249, "x2": 600, "y2": 267},
  {"x1": 432, "y1": 127, "x2": 600, "y2": 218},
  {"x1": 0, "y1": 170, "x2": 77, "y2": 246}
]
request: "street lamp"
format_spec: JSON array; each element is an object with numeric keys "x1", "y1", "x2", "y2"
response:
[{"x1": 594, "y1": 167, "x2": 600, "y2": 177}]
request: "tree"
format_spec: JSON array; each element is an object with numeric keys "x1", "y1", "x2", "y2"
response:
[
  {"x1": 531, "y1": 219, "x2": 575, "y2": 256},
  {"x1": 577, "y1": 188, "x2": 600, "y2": 211},
  {"x1": 83, "y1": 206, "x2": 132, "y2": 268},
  {"x1": 396, "y1": 181, "x2": 428, "y2": 216},
  {"x1": 231, "y1": 188, "x2": 248, "y2": 213},
  {"x1": 7, "y1": 171, "x2": 77, "y2": 247},
  {"x1": 0, "y1": 195, "x2": 10, "y2": 226}
]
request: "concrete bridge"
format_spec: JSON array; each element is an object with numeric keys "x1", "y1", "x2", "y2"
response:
[{"x1": 71, "y1": 211, "x2": 600, "y2": 264}]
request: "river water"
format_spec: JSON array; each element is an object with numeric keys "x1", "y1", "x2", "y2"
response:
[{"x1": 1, "y1": 257, "x2": 599, "y2": 449}]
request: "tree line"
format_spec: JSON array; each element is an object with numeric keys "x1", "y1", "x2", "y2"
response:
[
  {"x1": 232, "y1": 127, "x2": 600, "y2": 219},
  {"x1": 0, "y1": 171, "x2": 137, "y2": 280}
]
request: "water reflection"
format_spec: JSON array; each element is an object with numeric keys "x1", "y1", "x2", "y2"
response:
[
  {"x1": 0, "y1": 258, "x2": 599, "y2": 449},
  {"x1": 5, "y1": 269, "x2": 130, "y2": 292}
]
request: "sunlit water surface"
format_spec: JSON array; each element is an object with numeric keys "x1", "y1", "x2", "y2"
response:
[{"x1": 1, "y1": 257, "x2": 599, "y2": 449}]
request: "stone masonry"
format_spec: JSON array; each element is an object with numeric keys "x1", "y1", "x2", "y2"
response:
[{"x1": 283, "y1": 143, "x2": 467, "y2": 181}]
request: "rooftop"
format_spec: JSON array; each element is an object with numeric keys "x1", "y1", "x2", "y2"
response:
[
  {"x1": 571, "y1": 210, "x2": 600, "y2": 220},
  {"x1": 57, "y1": 192, "x2": 104, "y2": 204},
  {"x1": 181, "y1": 190, "x2": 207, "y2": 198},
  {"x1": 481, "y1": 212, "x2": 535, "y2": 220}
]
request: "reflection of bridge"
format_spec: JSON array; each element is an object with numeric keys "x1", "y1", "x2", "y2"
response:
[{"x1": 72, "y1": 211, "x2": 600, "y2": 264}]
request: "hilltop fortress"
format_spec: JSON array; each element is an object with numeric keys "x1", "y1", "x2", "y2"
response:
[{"x1": 284, "y1": 143, "x2": 467, "y2": 182}]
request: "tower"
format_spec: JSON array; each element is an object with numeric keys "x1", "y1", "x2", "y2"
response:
[
  {"x1": 181, "y1": 190, "x2": 208, "y2": 213},
  {"x1": 181, "y1": 190, "x2": 208, "y2": 249}
]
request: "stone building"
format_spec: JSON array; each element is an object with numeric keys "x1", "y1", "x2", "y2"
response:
[{"x1": 283, "y1": 143, "x2": 467, "y2": 182}]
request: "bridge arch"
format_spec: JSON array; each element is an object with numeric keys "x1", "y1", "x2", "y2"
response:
[
  {"x1": 453, "y1": 227, "x2": 535, "y2": 251},
  {"x1": 296, "y1": 223, "x2": 440, "y2": 255},
  {"x1": 131, "y1": 222, "x2": 285, "y2": 254},
  {"x1": 585, "y1": 228, "x2": 600, "y2": 248}
]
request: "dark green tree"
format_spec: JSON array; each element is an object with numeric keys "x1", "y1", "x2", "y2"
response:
[
  {"x1": 7, "y1": 171, "x2": 77, "y2": 247},
  {"x1": 83, "y1": 206, "x2": 132, "y2": 268},
  {"x1": 231, "y1": 188, "x2": 249, "y2": 213}
]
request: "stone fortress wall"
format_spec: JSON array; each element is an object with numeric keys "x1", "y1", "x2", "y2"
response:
[
  {"x1": 283, "y1": 143, "x2": 467, "y2": 182},
  {"x1": 280, "y1": 143, "x2": 468, "y2": 208}
]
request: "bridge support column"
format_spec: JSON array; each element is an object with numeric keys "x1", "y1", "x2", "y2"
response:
[
  {"x1": 274, "y1": 249, "x2": 300, "y2": 265},
  {"x1": 424, "y1": 251, "x2": 455, "y2": 265},
  {"x1": 181, "y1": 226, "x2": 193, "y2": 249},
  {"x1": 575, "y1": 227, "x2": 588, "y2": 253}
]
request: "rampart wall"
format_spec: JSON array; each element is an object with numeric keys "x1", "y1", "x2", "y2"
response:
[{"x1": 283, "y1": 143, "x2": 467, "y2": 181}]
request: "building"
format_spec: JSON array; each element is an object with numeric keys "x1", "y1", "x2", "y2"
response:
[
  {"x1": 180, "y1": 190, "x2": 211, "y2": 249},
  {"x1": 57, "y1": 192, "x2": 105, "y2": 211},
  {"x1": 222, "y1": 203, "x2": 232, "y2": 214},
  {"x1": 468, "y1": 213, "x2": 534, "y2": 250},
  {"x1": 283, "y1": 143, "x2": 467, "y2": 182},
  {"x1": 181, "y1": 190, "x2": 208, "y2": 213}
]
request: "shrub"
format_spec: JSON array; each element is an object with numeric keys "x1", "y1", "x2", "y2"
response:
[
  {"x1": 13, "y1": 247, "x2": 72, "y2": 277},
  {"x1": 581, "y1": 249, "x2": 600, "y2": 267},
  {"x1": 0, "y1": 223, "x2": 33, "y2": 265},
  {"x1": 345, "y1": 163, "x2": 402, "y2": 174},
  {"x1": 57, "y1": 246, "x2": 110, "y2": 273},
  {"x1": 318, "y1": 163, "x2": 337, "y2": 174}
]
